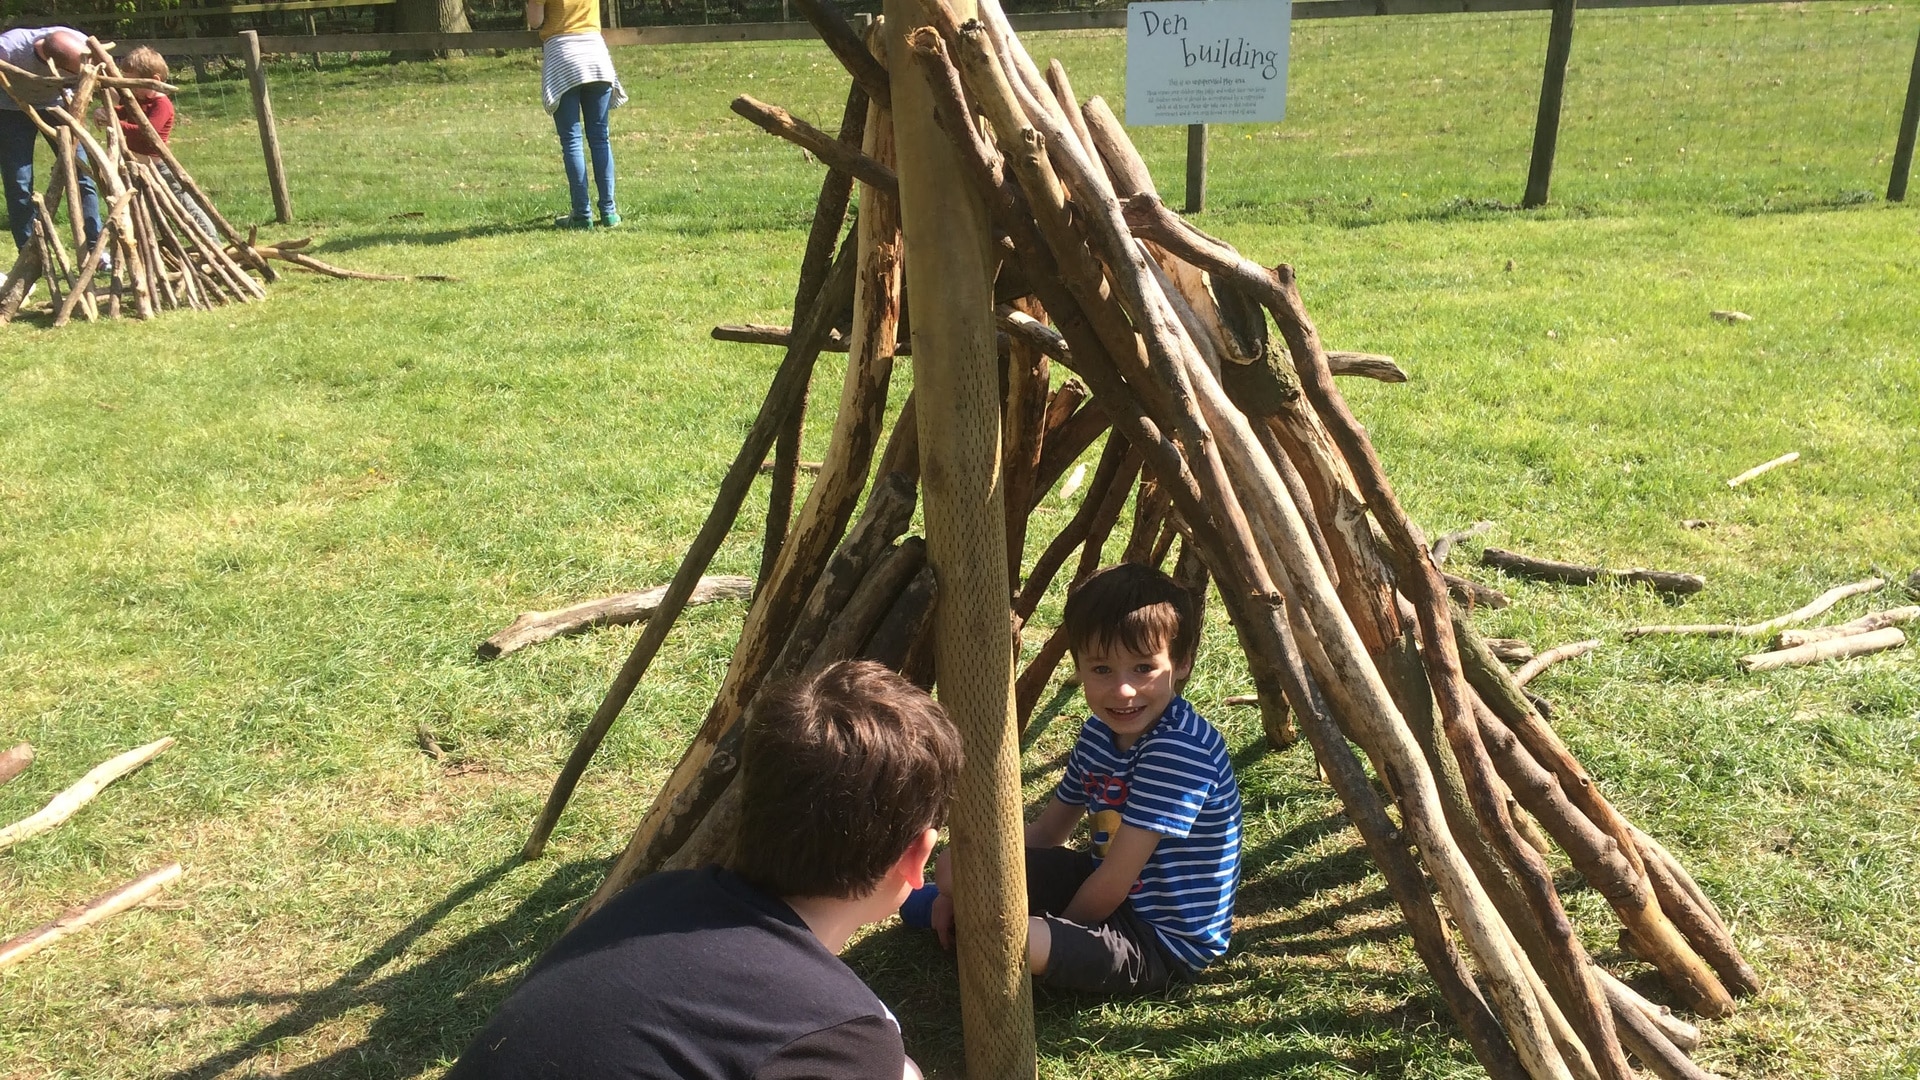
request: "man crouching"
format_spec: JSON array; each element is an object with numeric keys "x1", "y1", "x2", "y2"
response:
[{"x1": 448, "y1": 660, "x2": 961, "y2": 1079}]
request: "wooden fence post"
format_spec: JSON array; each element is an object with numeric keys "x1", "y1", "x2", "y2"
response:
[
  {"x1": 1184, "y1": 122, "x2": 1207, "y2": 213},
  {"x1": 884, "y1": 0, "x2": 1038, "y2": 1076},
  {"x1": 240, "y1": 30, "x2": 293, "y2": 223},
  {"x1": 1522, "y1": 0, "x2": 1577, "y2": 208},
  {"x1": 1889, "y1": 21, "x2": 1920, "y2": 202}
]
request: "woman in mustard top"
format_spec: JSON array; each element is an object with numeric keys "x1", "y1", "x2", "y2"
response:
[{"x1": 528, "y1": 0, "x2": 627, "y2": 227}]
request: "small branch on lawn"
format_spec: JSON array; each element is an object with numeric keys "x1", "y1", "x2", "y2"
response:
[
  {"x1": 479, "y1": 575, "x2": 754, "y2": 660},
  {"x1": 1513, "y1": 639, "x2": 1601, "y2": 686},
  {"x1": 758, "y1": 459, "x2": 824, "y2": 475},
  {"x1": 1325, "y1": 350, "x2": 1408, "y2": 382},
  {"x1": 1725, "y1": 451, "x2": 1798, "y2": 488},
  {"x1": 1775, "y1": 606, "x2": 1920, "y2": 649},
  {"x1": 1484, "y1": 638, "x2": 1534, "y2": 664},
  {"x1": 1625, "y1": 577, "x2": 1884, "y2": 639},
  {"x1": 1446, "y1": 572, "x2": 1511, "y2": 610},
  {"x1": 0, "y1": 863, "x2": 184, "y2": 971},
  {"x1": 0, "y1": 738, "x2": 175, "y2": 851},
  {"x1": 1737, "y1": 627, "x2": 1905, "y2": 673},
  {"x1": 1482, "y1": 547, "x2": 1706, "y2": 597},
  {"x1": 1431, "y1": 520, "x2": 1494, "y2": 565},
  {"x1": 731, "y1": 96, "x2": 899, "y2": 196}
]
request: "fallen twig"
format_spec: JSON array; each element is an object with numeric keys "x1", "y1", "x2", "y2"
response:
[
  {"x1": 0, "y1": 738, "x2": 175, "y2": 851},
  {"x1": 1725, "y1": 451, "x2": 1798, "y2": 488},
  {"x1": 0, "y1": 743, "x2": 32, "y2": 785},
  {"x1": 1624, "y1": 577, "x2": 1884, "y2": 639},
  {"x1": 416, "y1": 725, "x2": 445, "y2": 761},
  {"x1": 1482, "y1": 547, "x2": 1706, "y2": 597},
  {"x1": 0, "y1": 863, "x2": 183, "y2": 971},
  {"x1": 1484, "y1": 638, "x2": 1534, "y2": 664},
  {"x1": 1324, "y1": 351, "x2": 1407, "y2": 382},
  {"x1": 275, "y1": 250, "x2": 454, "y2": 282},
  {"x1": 757, "y1": 459, "x2": 824, "y2": 475},
  {"x1": 1775, "y1": 606, "x2": 1920, "y2": 649},
  {"x1": 1222, "y1": 694, "x2": 1260, "y2": 707},
  {"x1": 1431, "y1": 520, "x2": 1494, "y2": 565},
  {"x1": 479, "y1": 575, "x2": 754, "y2": 660},
  {"x1": 1737, "y1": 627, "x2": 1905, "y2": 673},
  {"x1": 1513, "y1": 640, "x2": 1601, "y2": 686},
  {"x1": 1445, "y1": 572, "x2": 1511, "y2": 610}
]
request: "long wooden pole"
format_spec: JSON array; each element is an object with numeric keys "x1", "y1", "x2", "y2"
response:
[
  {"x1": 240, "y1": 31, "x2": 293, "y2": 223},
  {"x1": 886, "y1": 4, "x2": 1036, "y2": 1075},
  {"x1": 1523, "y1": 0, "x2": 1578, "y2": 208},
  {"x1": 1889, "y1": 21, "x2": 1920, "y2": 202}
]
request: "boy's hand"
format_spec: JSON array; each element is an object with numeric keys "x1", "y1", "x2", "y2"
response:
[{"x1": 930, "y1": 892, "x2": 955, "y2": 950}]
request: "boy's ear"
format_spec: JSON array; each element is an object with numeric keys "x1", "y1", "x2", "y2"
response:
[
  {"x1": 896, "y1": 828, "x2": 939, "y2": 889},
  {"x1": 1173, "y1": 654, "x2": 1195, "y2": 683}
]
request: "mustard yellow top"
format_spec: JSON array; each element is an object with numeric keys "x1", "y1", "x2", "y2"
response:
[{"x1": 538, "y1": 0, "x2": 600, "y2": 40}]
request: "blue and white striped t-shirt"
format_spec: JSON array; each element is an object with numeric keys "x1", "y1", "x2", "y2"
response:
[{"x1": 1054, "y1": 696, "x2": 1242, "y2": 970}]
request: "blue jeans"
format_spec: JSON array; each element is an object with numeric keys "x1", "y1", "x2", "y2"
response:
[
  {"x1": 553, "y1": 82, "x2": 615, "y2": 220},
  {"x1": 1, "y1": 108, "x2": 100, "y2": 254}
]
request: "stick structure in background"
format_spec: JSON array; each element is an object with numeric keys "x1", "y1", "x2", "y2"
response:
[{"x1": 533, "y1": 8, "x2": 1759, "y2": 1077}]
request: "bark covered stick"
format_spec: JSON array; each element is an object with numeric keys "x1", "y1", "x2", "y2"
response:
[
  {"x1": 861, "y1": 563, "x2": 938, "y2": 669},
  {"x1": 957, "y1": 33, "x2": 1585, "y2": 1076},
  {"x1": 0, "y1": 743, "x2": 32, "y2": 786},
  {"x1": 762, "y1": 82, "x2": 870, "y2": 590},
  {"x1": 1002, "y1": 297, "x2": 1052, "y2": 587},
  {"x1": 578, "y1": 473, "x2": 918, "y2": 916},
  {"x1": 46, "y1": 105, "x2": 154, "y2": 317},
  {"x1": 1737, "y1": 627, "x2": 1905, "y2": 672},
  {"x1": 1513, "y1": 640, "x2": 1601, "y2": 687},
  {"x1": 0, "y1": 738, "x2": 175, "y2": 851},
  {"x1": 1625, "y1": 576, "x2": 1884, "y2": 639},
  {"x1": 479, "y1": 576, "x2": 755, "y2": 660},
  {"x1": 1776, "y1": 605, "x2": 1920, "y2": 648},
  {"x1": 1012, "y1": 431, "x2": 1136, "y2": 624},
  {"x1": 521, "y1": 236, "x2": 859, "y2": 861},
  {"x1": 730, "y1": 95, "x2": 899, "y2": 196},
  {"x1": 575, "y1": 115, "x2": 906, "y2": 904},
  {"x1": 1482, "y1": 547, "x2": 1706, "y2": 597},
  {"x1": 53, "y1": 191, "x2": 134, "y2": 327},
  {"x1": 1119, "y1": 194, "x2": 1640, "y2": 1062},
  {"x1": 0, "y1": 863, "x2": 184, "y2": 971},
  {"x1": 136, "y1": 155, "x2": 259, "y2": 302},
  {"x1": 807, "y1": 538, "x2": 928, "y2": 669},
  {"x1": 790, "y1": 0, "x2": 891, "y2": 108}
]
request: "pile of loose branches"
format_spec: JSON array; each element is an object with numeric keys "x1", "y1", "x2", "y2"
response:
[{"x1": 519, "y1": 6, "x2": 1758, "y2": 1078}]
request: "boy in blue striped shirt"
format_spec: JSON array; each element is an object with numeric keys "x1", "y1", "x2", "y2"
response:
[{"x1": 919, "y1": 563, "x2": 1243, "y2": 994}]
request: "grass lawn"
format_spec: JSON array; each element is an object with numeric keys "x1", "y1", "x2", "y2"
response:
[{"x1": 3, "y1": 4, "x2": 1918, "y2": 1077}]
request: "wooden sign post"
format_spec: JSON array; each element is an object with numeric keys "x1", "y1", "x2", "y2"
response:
[{"x1": 239, "y1": 30, "x2": 293, "y2": 223}]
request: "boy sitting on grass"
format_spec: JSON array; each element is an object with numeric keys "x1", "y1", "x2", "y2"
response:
[
  {"x1": 914, "y1": 562, "x2": 1243, "y2": 995},
  {"x1": 448, "y1": 660, "x2": 960, "y2": 1079}
]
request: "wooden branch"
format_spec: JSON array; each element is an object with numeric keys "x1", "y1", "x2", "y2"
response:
[
  {"x1": 1432, "y1": 520, "x2": 1495, "y2": 565},
  {"x1": 0, "y1": 863, "x2": 183, "y2": 971},
  {"x1": 790, "y1": 0, "x2": 891, "y2": 108},
  {"x1": 731, "y1": 95, "x2": 899, "y2": 195},
  {"x1": 0, "y1": 743, "x2": 32, "y2": 786},
  {"x1": 1447, "y1": 571, "x2": 1512, "y2": 610},
  {"x1": 1776, "y1": 605, "x2": 1920, "y2": 649},
  {"x1": 1486, "y1": 638, "x2": 1536, "y2": 664},
  {"x1": 1326, "y1": 350, "x2": 1408, "y2": 382},
  {"x1": 1013, "y1": 434, "x2": 1135, "y2": 623},
  {"x1": 272, "y1": 249, "x2": 452, "y2": 282},
  {"x1": 1482, "y1": 547, "x2": 1706, "y2": 597},
  {"x1": 1513, "y1": 640, "x2": 1601, "y2": 687},
  {"x1": 1725, "y1": 451, "x2": 1797, "y2": 488},
  {"x1": 757, "y1": 458, "x2": 824, "y2": 475},
  {"x1": 0, "y1": 738, "x2": 175, "y2": 851},
  {"x1": 478, "y1": 575, "x2": 753, "y2": 660},
  {"x1": 111, "y1": 85, "x2": 276, "y2": 283},
  {"x1": 1737, "y1": 627, "x2": 1905, "y2": 673},
  {"x1": 1595, "y1": 967, "x2": 1700, "y2": 1052},
  {"x1": 521, "y1": 236, "x2": 859, "y2": 861},
  {"x1": 860, "y1": 563, "x2": 937, "y2": 670},
  {"x1": 1624, "y1": 577, "x2": 1883, "y2": 639},
  {"x1": 0, "y1": 243, "x2": 41, "y2": 324}
]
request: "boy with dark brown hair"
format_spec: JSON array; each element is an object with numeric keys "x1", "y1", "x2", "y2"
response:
[
  {"x1": 916, "y1": 562, "x2": 1242, "y2": 995},
  {"x1": 449, "y1": 660, "x2": 962, "y2": 1079}
]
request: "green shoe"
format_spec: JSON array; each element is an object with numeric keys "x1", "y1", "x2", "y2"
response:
[
  {"x1": 555, "y1": 213, "x2": 593, "y2": 230},
  {"x1": 599, "y1": 209, "x2": 622, "y2": 228}
]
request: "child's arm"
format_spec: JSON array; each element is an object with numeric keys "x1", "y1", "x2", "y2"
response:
[
  {"x1": 1024, "y1": 795, "x2": 1083, "y2": 848},
  {"x1": 1059, "y1": 823, "x2": 1162, "y2": 925},
  {"x1": 525, "y1": 0, "x2": 545, "y2": 30}
]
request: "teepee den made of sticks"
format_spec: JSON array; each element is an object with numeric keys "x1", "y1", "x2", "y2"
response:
[
  {"x1": 524, "y1": 2, "x2": 1758, "y2": 1077},
  {"x1": 0, "y1": 37, "x2": 280, "y2": 327}
]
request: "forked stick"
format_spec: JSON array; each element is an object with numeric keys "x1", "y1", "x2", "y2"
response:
[{"x1": 1625, "y1": 577, "x2": 1883, "y2": 638}]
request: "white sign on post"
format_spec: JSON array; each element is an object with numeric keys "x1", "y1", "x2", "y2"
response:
[{"x1": 1125, "y1": 0, "x2": 1292, "y2": 126}]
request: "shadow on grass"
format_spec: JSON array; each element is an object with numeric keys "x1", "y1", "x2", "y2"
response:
[
  {"x1": 311, "y1": 220, "x2": 552, "y2": 255},
  {"x1": 162, "y1": 854, "x2": 604, "y2": 1080}
]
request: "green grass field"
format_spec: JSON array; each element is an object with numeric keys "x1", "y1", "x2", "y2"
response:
[{"x1": 3, "y1": 4, "x2": 1918, "y2": 1077}]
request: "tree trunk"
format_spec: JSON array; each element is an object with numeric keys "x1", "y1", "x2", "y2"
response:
[{"x1": 392, "y1": 0, "x2": 472, "y2": 60}]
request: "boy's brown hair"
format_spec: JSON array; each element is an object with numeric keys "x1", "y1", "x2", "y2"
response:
[
  {"x1": 731, "y1": 660, "x2": 963, "y2": 900},
  {"x1": 1062, "y1": 562, "x2": 1201, "y2": 666},
  {"x1": 120, "y1": 46, "x2": 168, "y2": 82}
]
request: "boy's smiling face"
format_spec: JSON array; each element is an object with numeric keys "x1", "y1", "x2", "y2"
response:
[{"x1": 1074, "y1": 639, "x2": 1192, "y2": 750}]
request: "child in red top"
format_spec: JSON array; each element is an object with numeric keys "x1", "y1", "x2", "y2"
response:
[{"x1": 112, "y1": 47, "x2": 214, "y2": 238}]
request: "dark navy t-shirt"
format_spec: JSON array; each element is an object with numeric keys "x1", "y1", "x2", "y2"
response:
[{"x1": 446, "y1": 867, "x2": 904, "y2": 1080}]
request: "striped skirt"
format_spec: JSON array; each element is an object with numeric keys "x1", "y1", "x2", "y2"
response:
[{"x1": 540, "y1": 31, "x2": 629, "y2": 115}]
